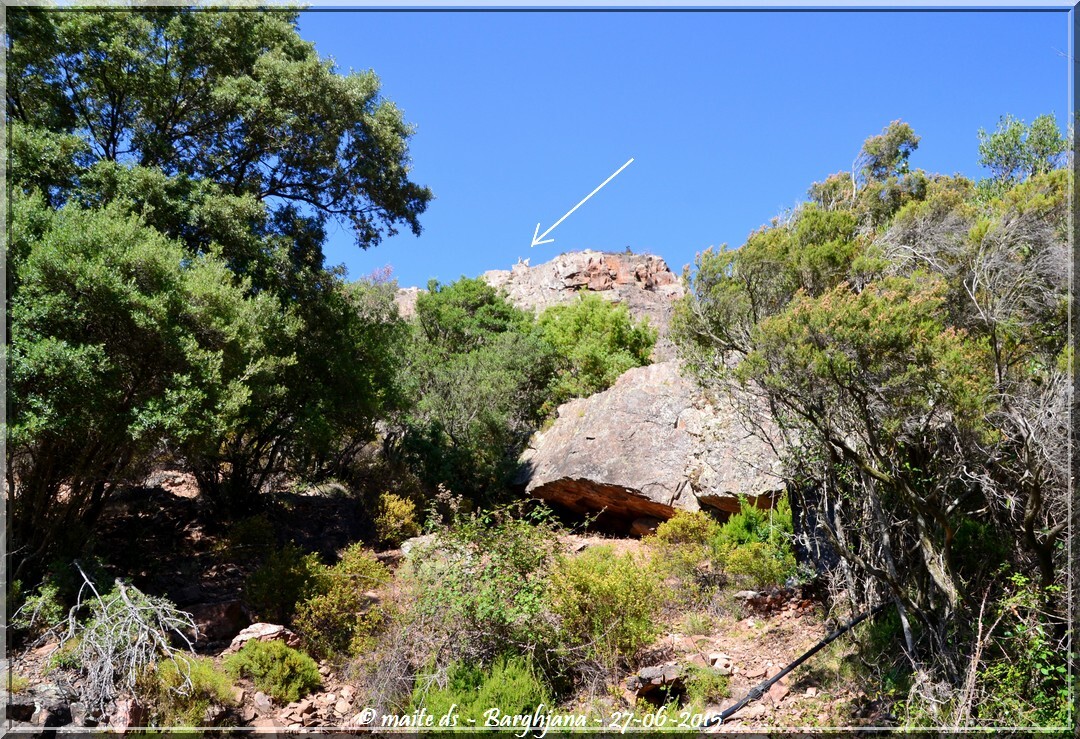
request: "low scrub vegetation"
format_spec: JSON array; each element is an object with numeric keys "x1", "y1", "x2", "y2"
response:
[
  {"x1": 223, "y1": 640, "x2": 321, "y2": 703},
  {"x1": 141, "y1": 655, "x2": 236, "y2": 727}
]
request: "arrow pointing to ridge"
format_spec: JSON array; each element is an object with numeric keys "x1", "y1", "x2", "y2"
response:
[{"x1": 530, "y1": 157, "x2": 634, "y2": 248}]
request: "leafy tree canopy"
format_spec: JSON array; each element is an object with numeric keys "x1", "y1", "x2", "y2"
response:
[{"x1": 8, "y1": 8, "x2": 432, "y2": 252}]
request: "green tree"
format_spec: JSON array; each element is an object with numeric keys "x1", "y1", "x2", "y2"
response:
[
  {"x1": 978, "y1": 114, "x2": 1066, "y2": 183},
  {"x1": 536, "y1": 293, "x2": 656, "y2": 413},
  {"x1": 7, "y1": 8, "x2": 431, "y2": 249},
  {"x1": 858, "y1": 120, "x2": 921, "y2": 182},
  {"x1": 398, "y1": 279, "x2": 556, "y2": 503},
  {"x1": 674, "y1": 121, "x2": 1069, "y2": 719},
  {"x1": 7, "y1": 196, "x2": 278, "y2": 580},
  {"x1": 6, "y1": 8, "x2": 430, "y2": 515}
]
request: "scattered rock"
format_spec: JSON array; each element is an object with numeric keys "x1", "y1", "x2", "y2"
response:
[
  {"x1": 31, "y1": 641, "x2": 60, "y2": 659},
  {"x1": 252, "y1": 715, "x2": 285, "y2": 730},
  {"x1": 334, "y1": 698, "x2": 352, "y2": 715},
  {"x1": 625, "y1": 663, "x2": 684, "y2": 698},
  {"x1": 766, "y1": 681, "x2": 790, "y2": 704},
  {"x1": 804, "y1": 686, "x2": 818, "y2": 698},
  {"x1": 400, "y1": 534, "x2": 436, "y2": 558},
  {"x1": 5, "y1": 691, "x2": 37, "y2": 722},
  {"x1": 224, "y1": 622, "x2": 301, "y2": 654},
  {"x1": 745, "y1": 666, "x2": 767, "y2": 679},
  {"x1": 253, "y1": 691, "x2": 273, "y2": 715},
  {"x1": 708, "y1": 653, "x2": 733, "y2": 676},
  {"x1": 69, "y1": 701, "x2": 98, "y2": 728},
  {"x1": 108, "y1": 697, "x2": 147, "y2": 732}
]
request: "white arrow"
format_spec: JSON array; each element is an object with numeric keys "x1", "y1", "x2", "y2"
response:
[{"x1": 530, "y1": 157, "x2": 634, "y2": 248}]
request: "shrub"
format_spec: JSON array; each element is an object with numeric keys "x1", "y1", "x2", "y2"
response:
[
  {"x1": 649, "y1": 512, "x2": 726, "y2": 601},
  {"x1": 243, "y1": 544, "x2": 325, "y2": 624},
  {"x1": 537, "y1": 293, "x2": 657, "y2": 413},
  {"x1": 548, "y1": 545, "x2": 661, "y2": 666},
  {"x1": 972, "y1": 575, "x2": 1069, "y2": 726},
  {"x1": 141, "y1": 655, "x2": 236, "y2": 727},
  {"x1": 375, "y1": 493, "x2": 421, "y2": 548},
  {"x1": 714, "y1": 495, "x2": 798, "y2": 589},
  {"x1": 401, "y1": 278, "x2": 558, "y2": 503},
  {"x1": 60, "y1": 578, "x2": 198, "y2": 711},
  {"x1": 722, "y1": 541, "x2": 797, "y2": 589},
  {"x1": 223, "y1": 640, "x2": 320, "y2": 703},
  {"x1": 410, "y1": 655, "x2": 551, "y2": 724},
  {"x1": 46, "y1": 638, "x2": 82, "y2": 672},
  {"x1": 404, "y1": 505, "x2": 560, "y2": 668},
  {"x1": 10, "y1": 579, "x2": 65, "y2": 637},
  {"x1": 683, "y1": 665, "x2": 730, "y2": 712},
  {"x1": 293, "y1": 545, "x2": 389, "y2": 660},
  {"x1": 5, "y1": 673, "x2": 31, "y2": 693}
]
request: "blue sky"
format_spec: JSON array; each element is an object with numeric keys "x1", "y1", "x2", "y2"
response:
[{"x1": 297, "y1": 9, "x2": 1071, "y2": 288}]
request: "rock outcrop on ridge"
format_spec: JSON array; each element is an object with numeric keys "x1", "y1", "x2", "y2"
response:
[{"x1": 396, "y1": 250, "x2": 685, "y2": 360}]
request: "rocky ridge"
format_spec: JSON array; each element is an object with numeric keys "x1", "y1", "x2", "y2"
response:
[{"x1": 396, "y1": 250, "x2": 685, "y2": 360}]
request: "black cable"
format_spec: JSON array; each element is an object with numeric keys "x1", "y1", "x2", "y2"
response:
[{"x1": 704, "y1": 600, "x2": 891, "y2": 727}]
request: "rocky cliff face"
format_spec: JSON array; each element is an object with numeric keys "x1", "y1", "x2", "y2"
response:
[
  {"x1": 519, "y1": 361, "x2": 785, "y2": 533},
  {"x1": 395, "y1": 250, "x2": 685, "y2": 360}
]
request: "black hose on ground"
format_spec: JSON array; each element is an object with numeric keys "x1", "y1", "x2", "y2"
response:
[{"x1": 705, "y1": 600, "x2": 891, "y2": 727}]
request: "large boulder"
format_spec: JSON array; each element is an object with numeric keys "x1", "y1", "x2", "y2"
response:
[{"x1": 519, "y1": 361, "x2": 784, "y2": 531}]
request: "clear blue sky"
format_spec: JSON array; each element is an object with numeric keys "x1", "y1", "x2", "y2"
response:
[{"x1": 297, "y1": 9, "x2": 1070, "y2": 288}]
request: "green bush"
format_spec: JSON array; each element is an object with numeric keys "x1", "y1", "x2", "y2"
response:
[
  {"x1": 537, "y1": 293, "x2": 656, "y2": 413},
  {"x1": 722, "y1": 542, "x2": 796, "y2": 589},
  {"x1": 375, "y1": 493, "x2": 421, "y2": 548},
  {"x1": 10, "y1": 579, "x2": 66, "y2": 637},
  {"x1": 223, "y1": 640, "x2": 320, "y2": 703},
  {"x1": 243, "y1": 544, "x2": 325, "y2": 624},
  {"x1": 293, "y1": 544, "x2": 389, "y2": 660},
  {"x1": 548, "y1": 545, "x2": 661, "y2": 666},
  {"x1": 401, "y1": 278, "x2": 558, "y2": 503},
  {"x1": 972, "y1": 575, "x2": 1069, "y2": 726},
  {"x1": 649, "y1": 511, "x2": 725, "y2": 597},
  {"x1": 715, "y1": 495, "x2": 797, "y2": 589},
  {"x1": 45, "y1": 638, "x2": 82, "y2": 672},
  {"x1": 683, "y1": 665, "x2": 730, "y2": 712},
  {"x1": 404, "y1": 505, "x2": 560, "y2": 668},
  {"x1": 410, "y1": 655, "x2": 551, "y2": 724},
  {"x1": 141, "y1": 655, "x2": 236, "y2": 727}
]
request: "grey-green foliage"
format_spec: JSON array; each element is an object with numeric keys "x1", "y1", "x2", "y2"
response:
[
  {"x1": 978, "y1": 113, "x2": 1066, "y2": 183},
  {"x1": 672, "y1": 120, "x2": 1069, "y2": 726}
]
